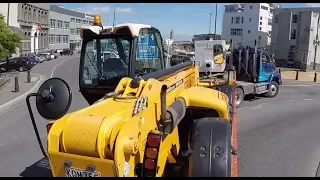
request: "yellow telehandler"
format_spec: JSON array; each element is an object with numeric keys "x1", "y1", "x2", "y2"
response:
[{"x1": 26, "y1": 15, "x2": 238, "y2": 177}]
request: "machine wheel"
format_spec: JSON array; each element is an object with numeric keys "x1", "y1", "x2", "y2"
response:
[
  {"x1": 264, "y1": 81, "x2": 279, "y2": 98},
  {"x1": 189, "y1": 117, "x2": 231, "y2": 177},
  {"x1": 235, "y1": 87, "x2": 244, "y2": 108}
]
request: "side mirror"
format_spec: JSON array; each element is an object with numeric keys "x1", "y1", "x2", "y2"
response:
[
  {"x1": 35, "y1": 78, "x2": 72, "y2": 120},
  {"x1": 26, "y1": 77, "x2": 72, "y2": 159}
]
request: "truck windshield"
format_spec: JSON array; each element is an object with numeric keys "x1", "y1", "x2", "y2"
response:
[{"x1": 80, "y1": 37, "x2": 131, "y2": 86}]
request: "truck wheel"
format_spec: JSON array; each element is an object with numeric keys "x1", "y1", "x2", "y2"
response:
[
  {"x1": 189, "y1": 117, "x2": 231, "y2": 177},
  {"x1": 235, "y1": 87, "x2": 244, "y2": 108},
  {"x1": 265, "y1": 81, "x2": 279, "y2": 98}
]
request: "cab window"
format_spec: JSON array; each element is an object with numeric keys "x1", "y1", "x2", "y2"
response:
[
  {"x1": 213, "y1": 44, "x2": 223, "y2": 56},
  {"x1": 135, "y1": 28, "x2": 164, "y2": 76}
]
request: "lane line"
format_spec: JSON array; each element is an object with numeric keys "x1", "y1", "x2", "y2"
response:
[
  {"x1": 50, "y1": 56, "x2": 77, "y2": 78},
  {"x1": 282, "y1": 85, "x2": 310, "y2": 87},
  {"x1": 0, "y1": 73, "x2": 44, "y2": 114},
  {"x1": 304, "y1": 99, "x2": 314, "y2": 101}
]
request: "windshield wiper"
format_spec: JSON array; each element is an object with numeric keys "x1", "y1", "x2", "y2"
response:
[{"x1": 85, "y1": 52, "x2": 105, "y2": 80}]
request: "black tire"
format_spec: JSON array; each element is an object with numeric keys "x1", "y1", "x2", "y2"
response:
[
  {"x1": 18, "y1": 66, "x2": 24, "y2": 72},
  {"x1": 189, "y1": 117, "x2": 231, "y2": 177},
  {"x1": 264, "y1": 81, "x2": 279, "y2": 98},
  {"x1": 235, "y1": 87, "x2": 244, "y2": 108}
]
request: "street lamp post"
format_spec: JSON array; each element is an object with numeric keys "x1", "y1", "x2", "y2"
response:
[
  {"x1": 209, "y1": 13, "x2": 212, "y2": 34},
  {"x1": 214, "y1": 3, "x2": 217, "y2": 40},
  {"x1": 113, "y1": 5, "x2": 119, "y2": 27},
  {"x1": 313, "y1": 14, "x2": 320, "y2": 70}
]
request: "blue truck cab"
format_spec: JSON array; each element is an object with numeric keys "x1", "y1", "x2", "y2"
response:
[{"x1": 232, "y1": 48, "x2": 282, "y2": 107}]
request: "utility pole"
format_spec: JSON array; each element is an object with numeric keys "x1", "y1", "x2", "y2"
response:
[
  {"x1": 209, "y1": 13, "x2": 212, "y2": 34},
  {"x1": 7, "y1": 3, "x2": 10, "y2": 26},
  {"x1": 113, "y1": 5, "x2": 119, "y2": 27},
  {"x1": 214, "y1": 3, "x2": 217, "y2": 40},
  {"x1": 313, "y1": 13, "x2": 320, "y2": 70}
]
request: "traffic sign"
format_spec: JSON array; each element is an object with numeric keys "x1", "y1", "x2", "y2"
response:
[{"x1": 136, "y1": 34, "x2": 158, "y2": 59}]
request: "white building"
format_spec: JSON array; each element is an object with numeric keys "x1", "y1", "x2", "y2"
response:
[
  {"x1": 221, "y1": 3, "x2": 279, "y2": 49},
  {"x1": 271, "y1": 7, "x2": 320, "y2": 71}
]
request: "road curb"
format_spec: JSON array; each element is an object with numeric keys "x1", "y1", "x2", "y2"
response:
[{"x1": 0, "y1": 72, "x2": 46, "y2": 114}]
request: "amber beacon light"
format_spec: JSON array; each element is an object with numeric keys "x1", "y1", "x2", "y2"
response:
[{"x1": 93, "y1": 15, "x2": 102, "y2": 25}]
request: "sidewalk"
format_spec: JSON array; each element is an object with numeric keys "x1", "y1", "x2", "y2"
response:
[
  {"x1": 281, "y1": 70, "x2": 320, "y2": 83},
  {"x1": 0, "y1": 71, "x2": 41, "y2": 107}
]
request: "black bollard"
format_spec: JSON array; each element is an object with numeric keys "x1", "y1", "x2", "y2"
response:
[
  {"x1": 278, "y1": 68, "x2": 281, "y2": 74},
  {"x1": 14, "y1": 76, "x2": 19, "y2": 92},
  {"x1": 314, "y1": 72, "x2": 317, "y2": 82},
  {"x1": 295, "y1": 70, "x2": 299, "y2": 80},
  {"x1": 27, "y1": 70, "x2": 31, "y2": 83}
]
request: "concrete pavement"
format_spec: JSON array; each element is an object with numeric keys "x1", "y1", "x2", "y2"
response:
[
  {"x1": 238, "y1": 82, "x2": 320, "y2": 177},
  {"x1": 0, "y1": 55, "x2": 320, "y2": 176}
]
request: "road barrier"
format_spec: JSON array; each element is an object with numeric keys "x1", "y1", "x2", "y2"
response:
[
  {"x1": 27, "y1": 70, "x2": 31, "y2": 83},
  {"x1": 14, "y1": 76, "x2": 19, "y2": 92}
]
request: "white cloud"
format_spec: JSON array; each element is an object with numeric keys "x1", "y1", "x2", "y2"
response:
[
  {"x1": 73, "y1": 4, "x2": 135, "y2": 15},
  {"x1": 305, "y1": 3, "x2": 320, "y2": 7}
]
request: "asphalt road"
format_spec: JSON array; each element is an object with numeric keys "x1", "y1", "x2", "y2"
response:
[{"x1": 0, "y1": 56, "x2": 319, "y2": 177}]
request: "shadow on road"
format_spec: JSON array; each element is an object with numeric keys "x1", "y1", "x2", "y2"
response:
[{"x1": 19, "y1": 158, "x2": 52, "y2": 177}]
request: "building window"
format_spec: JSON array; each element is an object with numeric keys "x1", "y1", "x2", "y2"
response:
[
  {"x1": 292, "y1": 15, "x2": 298, "y2": 23},
  {"x1": 56, "y1": 35, "x2": 62, "y2": 44},
  {"x1": 258, "y1": 36, "x2": 261, "y2": 40},
  {"x1": 241, "y1": 17, "x2": 244, "y2": 24},
  {"x1": 70, "y1": 29, "x2": 75, "y2": 35},
  {"x1": 64, "y1": 22, "x2": 69, "y2": 29},
  {"x1": 89, "y1": 21, "x2": 93, "y2": 24},
  {"x1": 76, "y1": 28, "x2": 80, "y2": 35},
  {"x1": 63, "y1": 35, "x2": 69, "y2": 43},
  {"x1": 270, "y1": 9, "x2": 273, "y2": 14},
  {"x1": 250, "y1": 6, "x2": 252, "y2": 9},
  {"x1": 261, "y1": 5, "x2": 268, "y2": 11},
  {"x1": 260, "y1": 16, "x2": 262, "y2": 20},
  {"x1": 50, "y1": 19, "x2": 56, "y2": 28},
  {"x1": 83, "y1": 20, "x2": 88, "y2": 24},
  {"x1": 268, "y1": 18, "x2": 272, "y2": 26},
  {"x1": 260, "y1": 21, "x2": 262, "y2": 25},
  {"x1": 235, "y1": 17, "x2": 240, "y2": 24},
  {"x1": 49, "y1": 34, "x2": 55, "y2": 44},
  {"x1": 289, "y1": 45, "x2": 296, "y2": 52},
  {"x1": 291, "y1": 29, "x2": 297, "y2": 39},
  {"x1": 57, "y1": 20, "x2": 63, "y2": 29},
  {"x1": 249, "y1": 18, "x2": 251, "y2": 22},
  {"x1": 275, "y1": 15, "x2": 278, "y2": 23},
  {"x1": 76, "y1": 19, "x2": 81, "y2": 23},
  {"x1": 70, "y1": 18, "x2": 75, "y2": 22},
  {"x1": 248, "y1": 30, "x2": 251, "y2": 34},
  {"x1": 231, "y1": 17, "x2": 233, "y2": 24},
  {"x1": 259, "y1": 27, "x2": 262, "y2": 31},
  {"x1": 231, "y1": 28, "x2": 243, "y2": 36}
]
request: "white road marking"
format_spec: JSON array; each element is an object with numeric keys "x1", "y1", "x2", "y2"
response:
[
  {"x1": 283, "y1": 100, "x2": 294, "y2": 102},
  {"x1": 0, "y1": 73, "x2": 45, "y2": 114},
  {"x1": 50, "y1": 56, "x2": 76, "y2": 78},
  {"x1": 304, "y1": 99, "x2": 314, "y2": 101},
  {"x1": 282, "y1": 85, "x2": 310, "y2": 87}
]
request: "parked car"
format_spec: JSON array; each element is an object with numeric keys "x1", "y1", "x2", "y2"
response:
[
  {"x1": 36, "y1": 54, "x2": 46, "y2": 63},
  {"x1": 51, "y1": 50, "x2": 59, "y2": 59},
  {"x1": 38, "y1": 53, "x2": 51, "y2": 61},
  {"x1": 40, "y1": 53, "x2": 54, "y2": 61},
  {"x1": 29, "y1": 55, "x2": 40, "y2": 64},
  {"x1": 7, "y1": 57, "x2": 36, "y2": 72},
  {"x1": 170, "y1": 55, "x2": 192, "y2": 67},
  {"x1": 60, "y1": 49, "x2": 73, "y2": 56}
]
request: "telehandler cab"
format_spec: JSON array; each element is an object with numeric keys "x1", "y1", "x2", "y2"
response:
[{"x1": 26, "y1": 16, "x2": 238, "y2": 177}]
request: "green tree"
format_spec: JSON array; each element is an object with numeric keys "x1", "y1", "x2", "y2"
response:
[{"x1": 0, "y1": 13, "x2": 21, "y2": 58}]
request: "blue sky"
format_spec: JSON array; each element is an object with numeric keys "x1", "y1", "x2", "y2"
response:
[{"x1": 51, "y1": 3, "x2": 320, "y2": 40}]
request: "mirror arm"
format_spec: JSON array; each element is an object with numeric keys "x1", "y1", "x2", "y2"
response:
[{"x1": 26, "y1": 93, "x2": 48, "y2": 159}]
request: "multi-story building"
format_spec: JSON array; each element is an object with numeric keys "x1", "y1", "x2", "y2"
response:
[
  {"x1": 221, "y1": 3, "x2": 279, "y2": 49},
  {"x1": 192, "y1": 34, "x2": 221, "y2": 43},
  {"x1": 0, "y1": 3, "x2": 50, "y2": 56},
  {"x1": 271, "y1": 7, "x2": 320, "y2": 71},
  {"x1": 49, "y1": 5, "x2": 95, "y2": 52}
]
